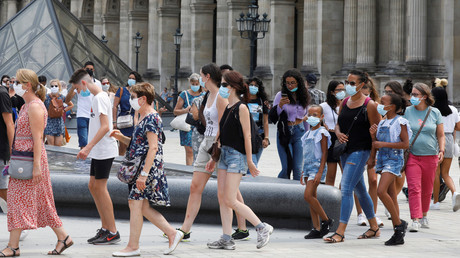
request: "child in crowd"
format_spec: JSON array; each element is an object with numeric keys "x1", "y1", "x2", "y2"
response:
[
  {"x1": 301, "y1": 105, "x2": 334, "y2": 239},
  {"x1": 368, "y1": 93, "x2": 411, "y2": 245}
]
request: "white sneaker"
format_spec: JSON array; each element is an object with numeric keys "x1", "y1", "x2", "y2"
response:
[
  {"x1": 452, "y1": 192, "x2": 460, "y2": 212},
  {"x1": 384, "y1": 208, "x2": 391, "y2": 220},
  {"x1": 0, "y1": 198, "x2": 6, "y2": 213},
  {"x1": 376, "y1": 216, "x2": 384, "y2": 228},
  {"x1": 420, "y1": 217, "x2": 429, "y2": 228},
  {"x1": 112, "y1": 249, "x2": 140, "y2": 257},
  {"x1": 357, "y1": 213, "x2": 367, "y2": 226},
  {"x1": 19, "y1": 230, "x2": 29, "y2": 241},
  {"x1": 256, "y1": 223, "x2": 274, "y2": 249},
  {"x1": 409, "y1": 220, "x2": 421, "y2": 232},
  {"x1": 430, "y1": 201, "x2": 441, "y2": 210}
]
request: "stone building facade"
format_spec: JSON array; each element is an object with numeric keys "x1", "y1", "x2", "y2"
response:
[{"x1": 1, "y1": 0, "x2": 460, "y2": 102}]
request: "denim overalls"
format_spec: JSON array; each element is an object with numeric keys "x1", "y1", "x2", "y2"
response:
[
  {"x1": 376, "y1": 117, "x2": 404, "y2": 176},
  {"x1": 302, "y1": 128, "x2": 327, "y2": 181}
]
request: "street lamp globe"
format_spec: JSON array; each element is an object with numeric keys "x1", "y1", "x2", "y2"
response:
[{"x1": 174, "y1": 28, "x2": 183, "y2": 46}]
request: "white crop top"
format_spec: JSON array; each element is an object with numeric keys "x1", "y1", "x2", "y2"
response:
[{"x1": 203, "y1": 93, "x2": 219, "y2": 137}]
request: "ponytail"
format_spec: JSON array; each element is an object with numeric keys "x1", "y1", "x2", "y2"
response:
[{"x1": 35, "y1": 83, "x2": 47, "y2": 102}]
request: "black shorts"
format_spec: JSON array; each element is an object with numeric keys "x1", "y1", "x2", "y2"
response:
[
  {"x1": 90, "y1": 158, "x2": 115, "y2": 179},
  {"x1": 327, "y1": 131, "x2": 340, "y2": 163}
]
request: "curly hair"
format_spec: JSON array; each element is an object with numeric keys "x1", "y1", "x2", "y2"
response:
[
  {"x1": 244, "y1": 77, "x2": 268, "y2": 103},
  {"x1": 281, "y1": 69, "x2": 310, "y2": 108}
]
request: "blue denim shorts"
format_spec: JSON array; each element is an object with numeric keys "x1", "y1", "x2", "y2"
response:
[
  {"x1": 376, "y1": 150, "x2": 403, "y2": 177},
  {"x1": 77, "y1": 117, "x2": 90, "y2": 147},
  {"x1": 218, "y1": 146, "x2": 248, "y2": 175}
]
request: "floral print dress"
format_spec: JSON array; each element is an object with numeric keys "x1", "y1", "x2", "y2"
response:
[{"x1": 127, "y1": 112, "x2": 170, "y2": 206}]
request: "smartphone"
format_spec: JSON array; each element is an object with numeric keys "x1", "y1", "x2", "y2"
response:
[{"x1": 281, "y1": 93, "x2": 288, "y2": 98}]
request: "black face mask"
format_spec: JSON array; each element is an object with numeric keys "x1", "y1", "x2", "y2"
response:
[{"x1": 86, "y1": 68, "x2": 94, "y2": 77}]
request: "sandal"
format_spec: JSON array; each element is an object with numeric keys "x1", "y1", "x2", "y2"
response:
[
  {"x1": 323, "y1": 232, "x2": 345, "y2": 243},
  {"x1": 48, "y1": 235, "x2": 73, "y2": 255},
  {"x1": 358, "y1": 228, "x2": 380, "y2": 239},
  {"x1": 0, "y1": 246, "x2": 20, "y2": 257}
]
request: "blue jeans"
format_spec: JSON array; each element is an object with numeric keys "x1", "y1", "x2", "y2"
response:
[
  {"x1": 218, "y1": 146, "x2": 248, "y2": 174},
  {"x1": 77, "y1": 117, "x2": 90, "y2": 147},
  {"x1": 277, "y1": 124, "x2": 305, "y2": 180},
  {"x1": 339, "y1": 150, "x2": 375, "y2": 224}
]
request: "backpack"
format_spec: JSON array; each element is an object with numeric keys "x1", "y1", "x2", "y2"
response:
[
  {"x1": 49, "y1": 96, "x2": 64, "y2": 118},
  {"x1": 235, "y1": 102, "x2": 262, "y2": 154}
]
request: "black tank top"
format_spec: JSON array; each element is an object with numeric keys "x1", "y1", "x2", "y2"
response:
[
  {"x1": 220, "y1": 103, "x2": 247, "y2": 154},
  {"x1": 338, "y1": 98, "x2": 372, "y2": 153}
]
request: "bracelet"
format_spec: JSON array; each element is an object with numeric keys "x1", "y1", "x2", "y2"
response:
[{"x1": 440, "y1": 150, "x2": 445, "y2": 153}]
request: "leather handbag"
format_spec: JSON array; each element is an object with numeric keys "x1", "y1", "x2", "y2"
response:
[
  {"x1": 117, "y1": 153, "x2": 147, "y2": 184},
  {"x1": 170, "y1": 91, "x2": 191, "y2": 132},
  {"x1": 8, "y1": 133, "x2": 34, "y2": 180},
  {"x1": 117, "y1": 87, "x2": 134, "y2": 129},
  {"x1": 401, "y1": 107, "x2": 431, "y2": 172}
]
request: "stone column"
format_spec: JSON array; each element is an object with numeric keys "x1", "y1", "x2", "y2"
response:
[
  {"x1": 356, "y1": 0, "x2": 376, "y2": 68},
  {"x1": 301, "y1": 0, "x2": 318, "y2": 76},
  {"x1": 144, "y1": 0, "x2": 161, "y2": 91},
  {"x1": 342, "y1": 0, "x2": 357, "y2": 68},
  {"x1": 102, "y1": 1, "x2": 120, "y2": 54},
  {"x1": 118, "y1": 0, "x2": 130, "y2": 63},
  {"x1": 254, "y1": 0, "x2": 273, "y2": 96},
  {"x1": 157, "y1": 1, "x2": 180, "y2": 92},
  {"x1": 190, "y1": 0, "x2": 215, "y2": 73},
  {"x1": 406, "y1": 0, "x2": 427, "y2": 63},
  {"x1": 387, "y1": 0, "x2": 405, "y2": 69},
  {"x1": 6, "y1": 0, "x2": 17, "y2": 20},
  {"x1": 93, "y1": 0, "x2": 104, "y2": 38},
  {"x1": 269, "y1": 0, "x2": 295, "y2": 94},
  {"x1": 128, "y1": 1, "x2": 149, "y2": 74},
  {"x1": 179, "y1": 0, "x2": 192, "y2": 82}
]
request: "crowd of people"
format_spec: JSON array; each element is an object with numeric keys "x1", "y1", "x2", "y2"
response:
[{"x1": 0, "y1": 61, "x2": 460, "y2": 256}]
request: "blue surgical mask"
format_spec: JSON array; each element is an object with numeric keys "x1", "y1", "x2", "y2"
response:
[
  {"x1": 191, "y1": 85, "x2": 200, "y2": 92},
  {"x1": 410, "y1": 96, "x2": 421, "y2": 106},
  {"x1": 80, "y1": 88, "x2": 91, "y2": 97},
  {"x1": 307, "y1": 116, "x2": 321, "y2": 127},
  {"x1": 127, "y1": 79, "x2": 136, "y2": 86},
  {"x1": 345, "y1": 84, "x2": 358, "y2": 96},
  {"x1": 249, "y1": 85, "x2": 259, "y2": 95},
  {"x1": 377, "y1": 104, "x2": 388, "y2": 116},
  {"x1": 199, "y1": 77, "x2": 206, "y2": 87},
  {"x1": 219, "y1": 86, "x2": 230, "y2": 99},
  {"x1": 335, "y1": 90, "x2": 346, "y2": 100},
  {"x1": 289, "y1": 87, "x2": 298, "y2": 93}
]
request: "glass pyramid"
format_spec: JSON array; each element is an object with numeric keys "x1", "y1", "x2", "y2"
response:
[{"x1": 0, "y1": 0, "x2": 131, "y2": 87}]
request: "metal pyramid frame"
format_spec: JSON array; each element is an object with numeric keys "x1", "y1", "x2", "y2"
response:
[{"x1": 0, "y1": 0, "x2": 131, "y2": 87}]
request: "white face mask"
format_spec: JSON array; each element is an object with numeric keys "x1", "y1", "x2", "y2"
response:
[
  {"x1": 50, "y1": 87, "x2": 59, "y2": 94},
  {"x1": 14, "y1": 83, "x2": 26, "y2": 97},
  {"x1": 129, "y1": 98, "x2": 141, "y2": 111}
]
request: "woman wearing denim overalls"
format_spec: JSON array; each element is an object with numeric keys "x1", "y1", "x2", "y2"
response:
[
  {"x1": 369, "y1": 93, "x2": 412, "y2": 245},
  {"x1": 272, "y1": 69, "x2": 310, "y2": 180},
  {"x1": 324, "y1": 70, "x2": 381, "y2": 243}
]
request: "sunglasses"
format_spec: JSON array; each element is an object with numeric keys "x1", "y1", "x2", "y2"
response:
[
  {"x1": 50, "y1": 85, "x2": 59, "y2": 88},
  {"x1": 102, "y1": 82, "x2": 110, "y2": 85},
  {"x1": 2, "y1": 80, "x2": 9, "y2": 83}
]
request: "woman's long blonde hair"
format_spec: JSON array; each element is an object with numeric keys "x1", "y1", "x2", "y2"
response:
[{"x1": 16, "y1": 69, "x2": 46, "y2": 101}]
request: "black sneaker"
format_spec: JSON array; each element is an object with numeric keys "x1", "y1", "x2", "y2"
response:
[
  {"x1": 304, "y1": 229, "x2": 322, "y2": 239},
  {"x1": 92, "y1": 231, "x2": 121, "y2": 245},
  {"x1": 319, "y1": 218, "x2": 334, "y2": 237},
  {"x1": 402, "y1": 187, "x2": 409, "y2": 199},
  {"x1": 163, "y1": 228, "x2": 191, "y2": 242},
  {"x1": 439, "y1": 181, "x2": 449, "y2": 202},
  {"x1": 231, "y1": 229, "x2": 250, "y2": 240},
  {"x1": 87, "y1": 228, "x2": 105, "y2": 243}
]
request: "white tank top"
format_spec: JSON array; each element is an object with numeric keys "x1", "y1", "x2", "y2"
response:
[{"x1": 203, "y1": 93, "x2": 219, "y2": 137}]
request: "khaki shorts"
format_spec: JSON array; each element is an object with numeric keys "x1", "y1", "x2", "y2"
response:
[{"x1": 193, "y1": 136, "x2": 217, "y2": 174}]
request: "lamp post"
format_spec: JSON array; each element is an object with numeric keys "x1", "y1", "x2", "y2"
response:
[
  {"x1": 133, "y1": 32, "x2": 143, "y2": 72},
  {"x1": 235, "y1": 1, "x2": 271, "y2": 78},
  {"x1": 101, "y1": 35, "x2": 108, "y2": 44},
  {"x1": 173, "y1": 27, "x2": 183, "y2": 108}
]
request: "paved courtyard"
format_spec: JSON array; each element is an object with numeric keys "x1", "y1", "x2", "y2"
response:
[{"x1": 1, "y1": 124, "x2": 459, "y2": 257}]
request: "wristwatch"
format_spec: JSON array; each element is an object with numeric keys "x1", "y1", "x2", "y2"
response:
[{"x1": 140, "y1": 171, "x2": 149, "y2": 177}]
